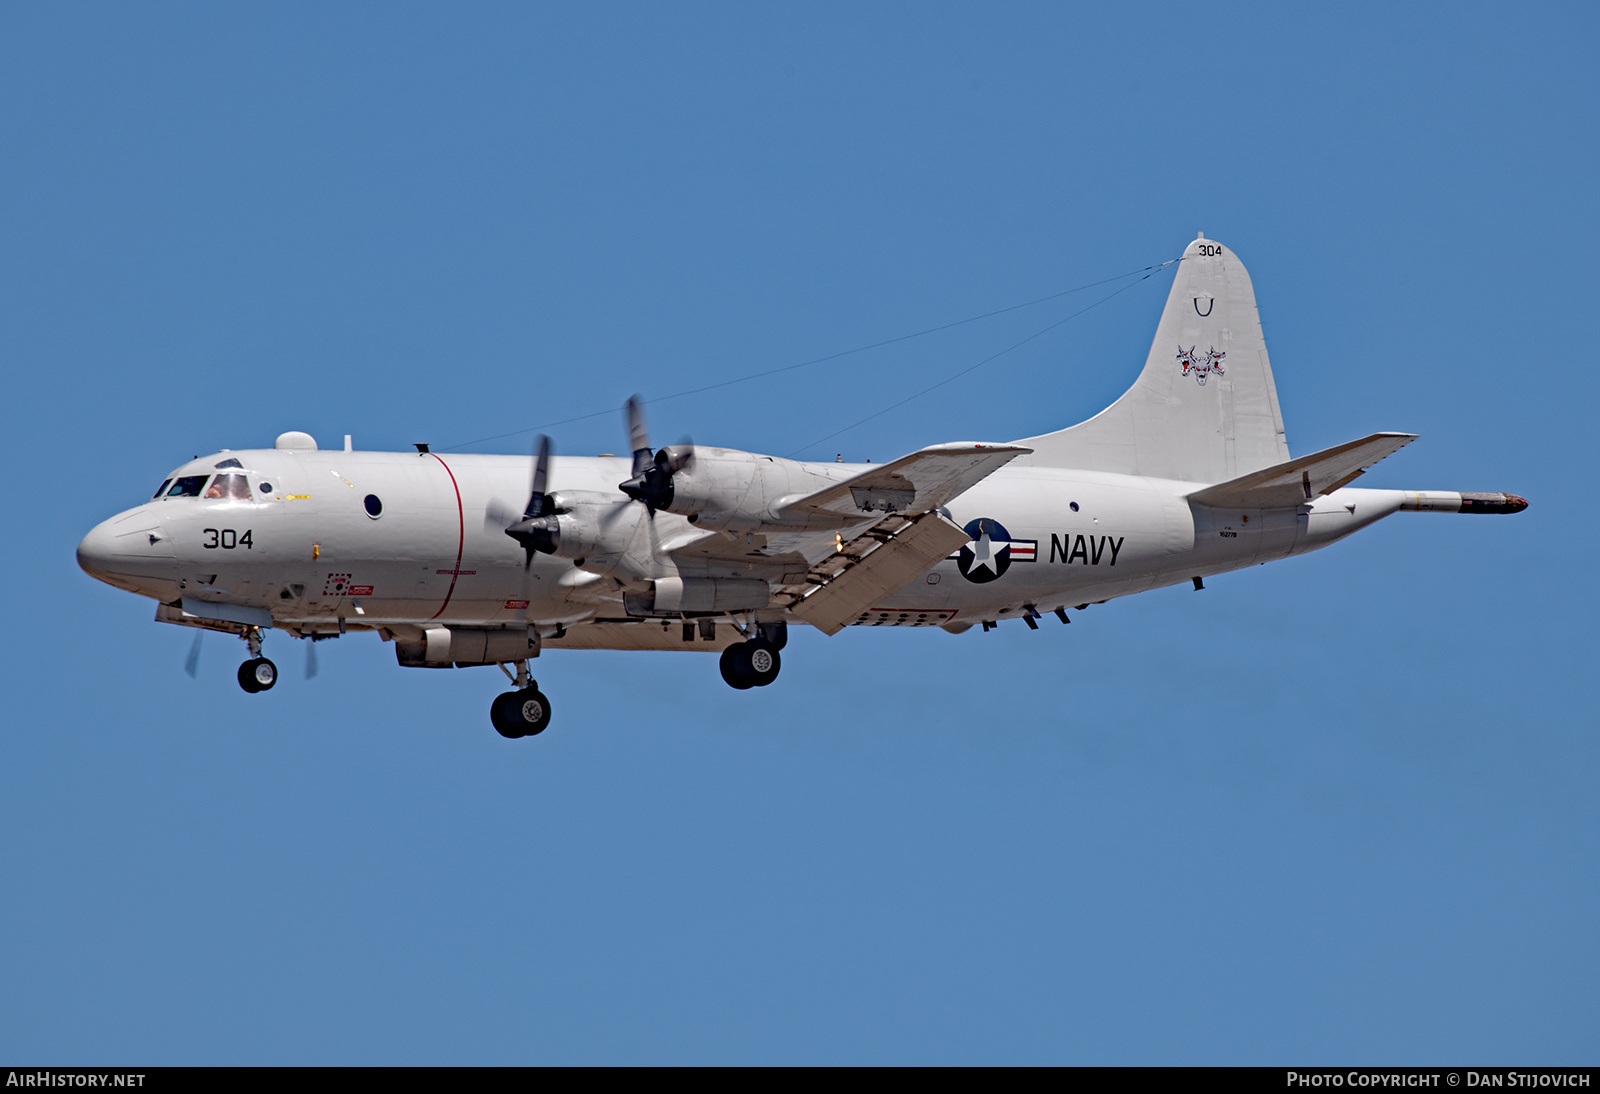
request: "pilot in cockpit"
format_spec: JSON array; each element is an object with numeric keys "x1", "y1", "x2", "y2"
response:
[{"x1": 203, "y1": 473, "x2": 254, "y2": 500}]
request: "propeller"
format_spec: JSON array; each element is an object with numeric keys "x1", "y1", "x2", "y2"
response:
[
  {"x1": 626, "y1": 394, "x2": 652, "y2": 480},
  {"x1": 618, "y1": 395, "x2": 692, "y2": 512},
  {"x1": 184, "y1": 631, "x2": 202, "y2": 678},
  {"x1": 503, "y1": 435, "x2": 561, "y2": 566},
  {"x1": 305, "y1": 636, "x2": 319, "y2": 680}
]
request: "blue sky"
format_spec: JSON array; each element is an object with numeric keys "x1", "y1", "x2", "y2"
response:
[{"x1": 2, "y1": 2, "x2": 1595, "y2": 1064}]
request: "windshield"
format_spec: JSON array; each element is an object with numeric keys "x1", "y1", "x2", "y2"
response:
[
  {"x1": 164, "y1": 475, "x2": 209, "y2": 498},
  {"x1": 204, "y1": 474, "x2": 253, "y2": 501}
]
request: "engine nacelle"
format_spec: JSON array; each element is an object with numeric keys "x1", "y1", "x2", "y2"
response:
[
  {"x1": 530, "y1": 492, "x2": 641, "y2": 561},
  {"x1": 660, "y1": 449, "x2": 834, "y2": 532}
]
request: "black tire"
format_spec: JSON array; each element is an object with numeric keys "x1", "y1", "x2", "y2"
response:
[
  {"x1": 237, "y1": 657, "x2": 276, "y2": 693},
  {"x1": 490, "y1": 692, "x2": 524, "y2": 737},
  {"x1": 719, "y1": 643, "x2": 756, "y2": 690},
  {"x1": 491, "y1": 687, "x2": 552, "y2": 738},
  {"x1": 744, "y1": 640, "x2": 781, "y2": 687}
]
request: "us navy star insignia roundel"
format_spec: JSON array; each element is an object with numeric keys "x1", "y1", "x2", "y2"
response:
[{"x1": 954, "y1": 518, "x2": 1036, "y2": 583}]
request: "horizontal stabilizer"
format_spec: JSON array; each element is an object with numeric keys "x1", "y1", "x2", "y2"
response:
[
  {"x1": 1188, "y1": 432, "x2": 1418, "y2": 509},
  {"x1": 778, "y1": 443, "x2": 1030, "y2": 522}
]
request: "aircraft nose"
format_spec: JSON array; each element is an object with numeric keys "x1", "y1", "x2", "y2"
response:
[
  {"x1": 77, "y1": 506, "x2": 174, "y2": 580},
  {"x1": 76, "y1": 519, "x2": 119, "y2": 578}
]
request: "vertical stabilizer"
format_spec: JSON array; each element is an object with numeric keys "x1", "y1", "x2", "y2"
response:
[{"x1": 1013, "y1": 236, "x2": 1289, "y2": 483}]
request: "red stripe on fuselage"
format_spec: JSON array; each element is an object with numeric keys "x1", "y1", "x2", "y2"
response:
[{"x1": 428, "y1": 453, "x2": 466, "y2": 620}]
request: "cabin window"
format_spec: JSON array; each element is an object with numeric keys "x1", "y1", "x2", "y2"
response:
[
  {"x1": 364, "y1": 494, "x2": 383, "y2": 518},
  {"x1": 152, "y1": 479, "x2": 172, "y2": 500},
  {"x1": 204, "y1": 474, "x2": 253, "y2": 500},
  {"x1": 165, "y1": 475, "x2": 209, "y2": 498}
]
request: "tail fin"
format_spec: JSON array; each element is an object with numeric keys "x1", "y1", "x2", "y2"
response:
[{"x1": 1013, "y1": 236, "x2": 1290, "y2": 483}]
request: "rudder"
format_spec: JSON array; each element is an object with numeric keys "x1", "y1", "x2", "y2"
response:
[{"x1": 1013, "y1": 236, "x2": 1289, "y2": 483}]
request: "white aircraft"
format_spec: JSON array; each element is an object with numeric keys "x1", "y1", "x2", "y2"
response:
[{"x1": 77, "y1": 236, "x2": 1525, "y2": 738}]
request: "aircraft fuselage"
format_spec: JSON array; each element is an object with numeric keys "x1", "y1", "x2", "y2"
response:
[{"x1": 79, "y1": 445, "x2": 1398, "y2": 636}]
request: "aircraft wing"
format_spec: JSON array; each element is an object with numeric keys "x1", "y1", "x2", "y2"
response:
[
  {"x1": 775, "y1": 442, "x2": 1032, "y2": 523},
  {"x1": 1187, "y1": 432, "x2": 1419, "y2": 509},
  {"x1": 665, "y1": 443, "x2": 1027, "y2": 634}
]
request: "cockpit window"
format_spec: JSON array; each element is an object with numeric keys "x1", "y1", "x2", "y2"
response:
[
  {"x1": 204, "y1": 473, "x2": 253, "y2": 500},
  {"x1": 153, "y1": 479, "x2": 173, "y2": 500},
  {"x1": 165, "y1": 475, "x2": 209, "y2": 498},
  {"x1": 214, "y1": 458, "x2": 243, "y2": 469}
]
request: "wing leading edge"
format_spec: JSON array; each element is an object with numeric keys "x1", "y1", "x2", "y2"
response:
[{"x1": 775, "y1": 443, "x2": 1032, "y2": 523}]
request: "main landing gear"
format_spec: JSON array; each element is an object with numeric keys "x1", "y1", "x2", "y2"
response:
[
  {"x1": 236, "y1": 626, "x2": 277, "y2": 694},
  {"x1": 491, "y1": 660, "x2": 552, "y2": 739},
  {"x1": 720, "y1": 638, "x2": 781, "y2": 690},
  {"x1": 487, "y1": 619, "x2": 785, "y2": 737}
]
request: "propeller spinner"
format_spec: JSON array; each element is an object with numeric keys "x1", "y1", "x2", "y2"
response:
[
  {"x1": 618, "y1": 395, "x2": 692, "y2": 512},
  {"x1": 504, "y1": 435, "x2": 560, "y2": 566}
]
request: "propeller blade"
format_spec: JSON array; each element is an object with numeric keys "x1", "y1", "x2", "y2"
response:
[
  {"x1": 598, "y1": 497, "x2": 638, "y2": 529},
  {"x1": 619, "y1": 398, "x2": 683, "y2": 512},
  {"x1": 484, "y1": 498, "x2": 521, "y2": 529},
  {"x1": 525, "y1": 435, "x2": 552, "y2": 520},
  {"x1": 625, "y1": 395, "x2": 652, "y2": 477},
  {"x1": 305, "y1": 637, "x2": 319, "y2": 680},
  {"x1": 183, "y1": 631, "x2": 202, "y2": 678}
]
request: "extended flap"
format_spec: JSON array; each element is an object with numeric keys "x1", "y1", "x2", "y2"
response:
[
  {"x1": 789, "y1": 512, "x2": 971, "y2": 636},
  {"x1": 1188, "y1": 432, "x2": 1418, "y2": 509}
]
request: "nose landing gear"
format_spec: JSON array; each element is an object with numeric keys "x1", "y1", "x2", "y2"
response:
[
  {"x1": 236, "y1": 626, "x2": 277, "y2": 693},
  {"x1": 491, "y1": 660, "x2": 552, "y2": 738}
]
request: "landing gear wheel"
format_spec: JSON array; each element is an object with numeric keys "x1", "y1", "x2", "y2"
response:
[
  {"x1": 491, "y1": 686, "x2": 552, "y2": 738},
  {"x1": 744, "y1": 640, "x2": 781, "y2": 687},
  {"x1": 237, "y1": 657, "x2": 277, "y2": 693},
  {"x1": 719, "y1": 640, "x2": 781, "y2": 689}
]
